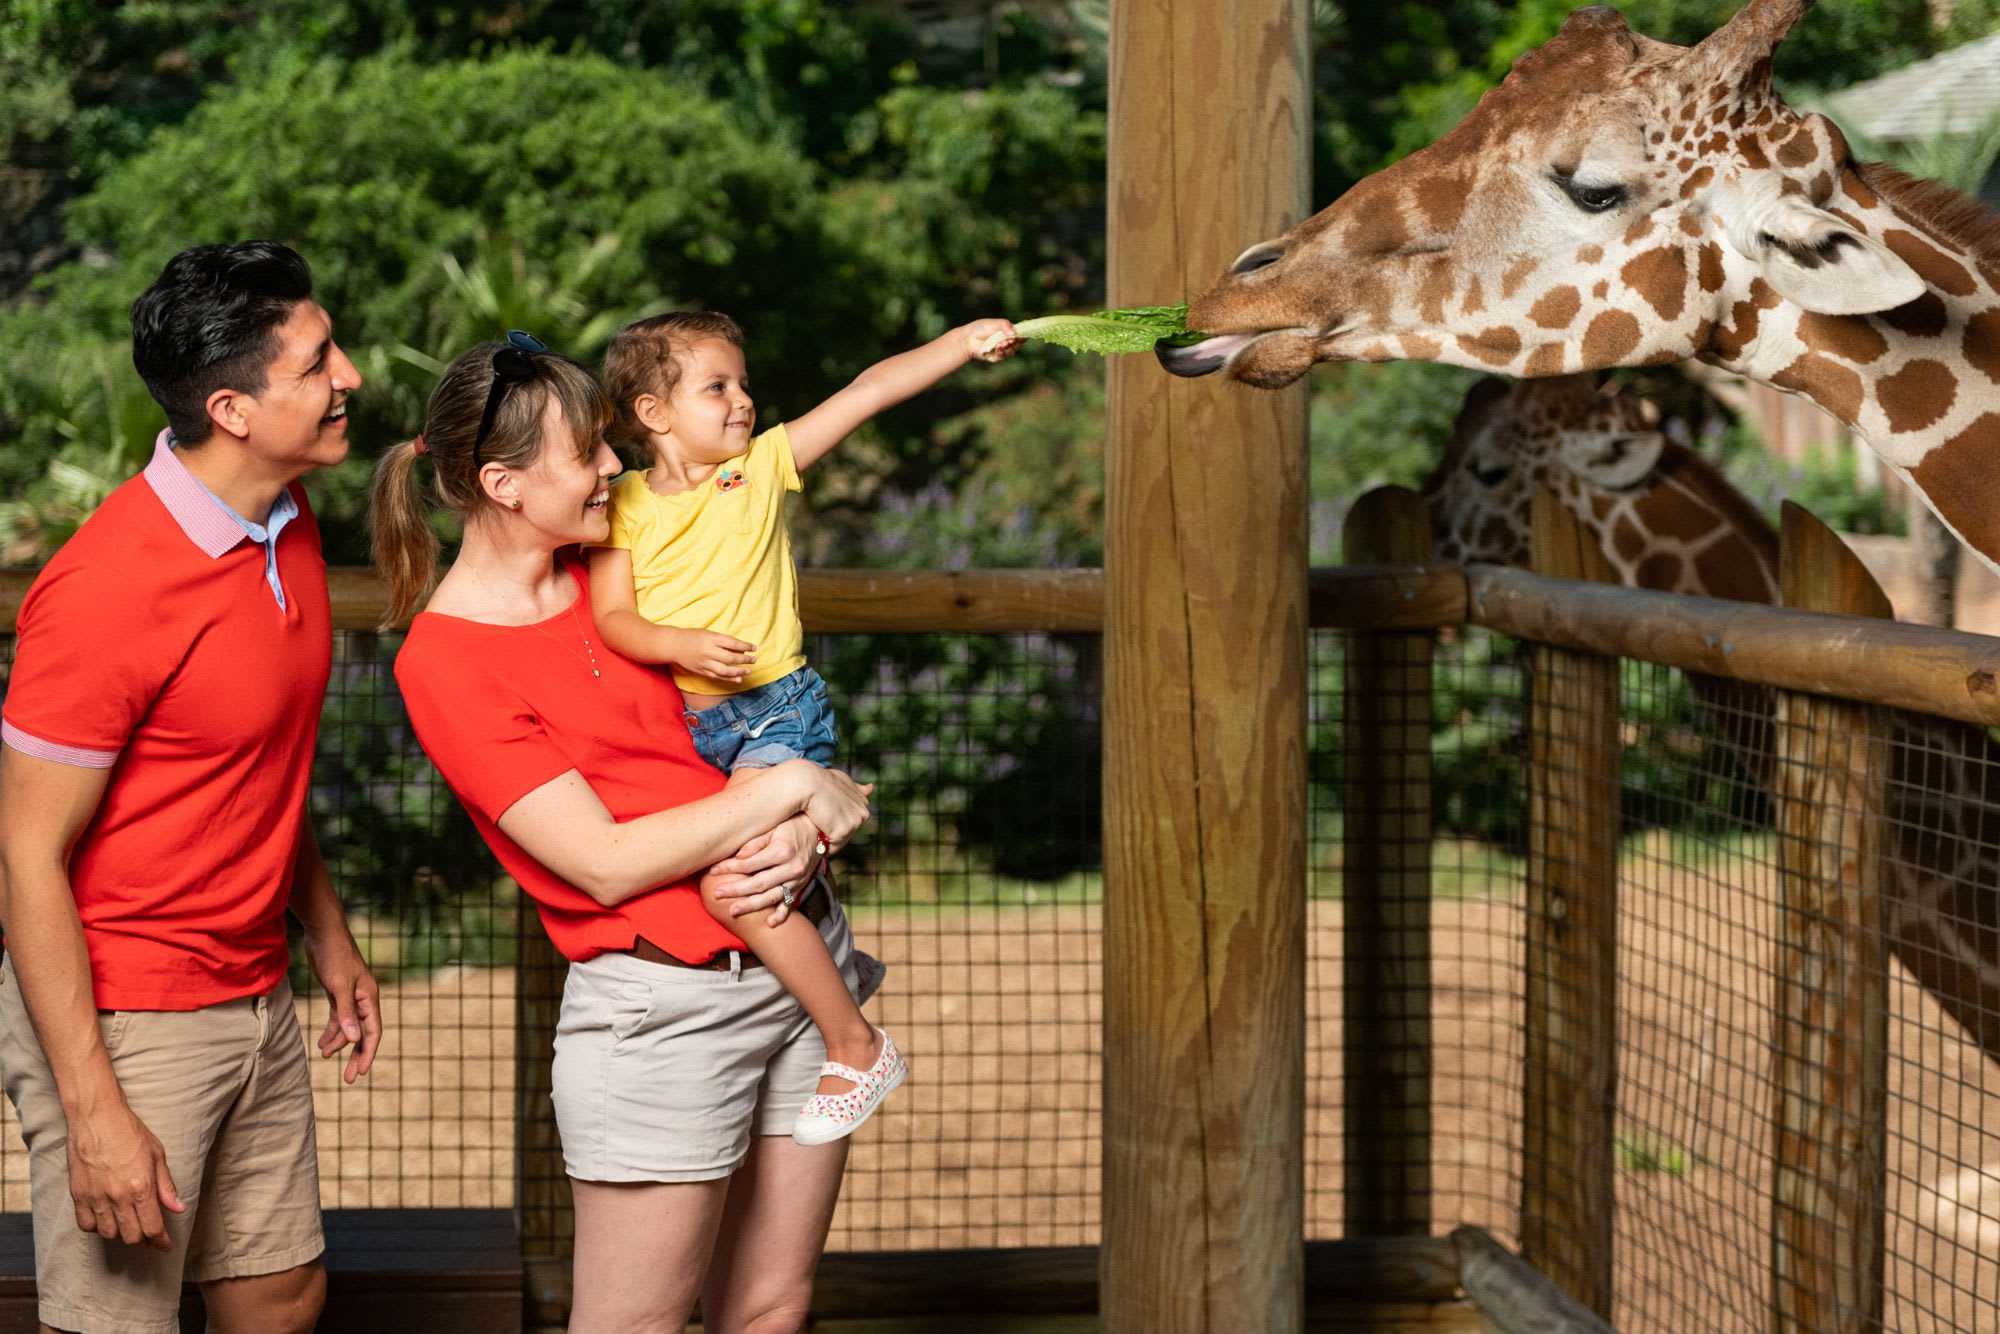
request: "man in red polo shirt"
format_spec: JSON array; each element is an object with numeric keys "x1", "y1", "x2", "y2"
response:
[{"x1": 0, "y1": 241, "x2": 381, "y2": 1334}]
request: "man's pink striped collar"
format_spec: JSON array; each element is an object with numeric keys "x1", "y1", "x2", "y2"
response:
[{"x1": 141, "y1": 429, "x2": 249, "y2": 559}]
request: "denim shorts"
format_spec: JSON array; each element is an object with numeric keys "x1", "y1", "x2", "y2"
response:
[{"x1": 684, "y1": 665, "x2": 839, "y2": 772}]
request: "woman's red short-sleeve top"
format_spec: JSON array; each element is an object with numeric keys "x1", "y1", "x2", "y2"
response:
[{"x1": 393, "y1": 554, "x2": 743, "y2": 963}]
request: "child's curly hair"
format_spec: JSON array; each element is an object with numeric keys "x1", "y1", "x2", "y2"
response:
[{"x1": 601, "y1": 311, "x2": 746, "y2": 449}]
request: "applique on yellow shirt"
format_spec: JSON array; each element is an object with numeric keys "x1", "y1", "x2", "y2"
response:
[{"x1": 600, "y1": 424, "x2": 807, "y2": 696}]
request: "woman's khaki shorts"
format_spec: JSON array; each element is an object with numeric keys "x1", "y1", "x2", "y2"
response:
[
  {"x1": 553, "y1": 904, "x2": 864, "y2": 1182},
  {"x1": 0, "y1": 957, "x2": 324, "y2": 1334}
]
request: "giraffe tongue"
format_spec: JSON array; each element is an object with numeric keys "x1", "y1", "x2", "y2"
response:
[{"x1": 1154, "y1": 331, "x2": 1257, "y2": 377}]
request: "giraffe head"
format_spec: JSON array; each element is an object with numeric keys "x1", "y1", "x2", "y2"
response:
[
  {"x1": 1422, "y1": 373, "x2": 1781, "y2": 602},
  {"x1": 1160, "y1": 0, "x2": 1928, "y2": 390}
]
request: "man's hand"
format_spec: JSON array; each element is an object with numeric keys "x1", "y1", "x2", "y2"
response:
[
  {"x1": 302, "y1": 920, "x2": 381, "y2": 1084},
  {"x1": 66, "y1": 1098, "x2": 184, "y2": 1250}
]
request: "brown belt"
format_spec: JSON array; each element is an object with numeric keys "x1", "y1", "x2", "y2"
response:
[{"x1": 626, "y1": 880, "x2": 831, "y2": 972}]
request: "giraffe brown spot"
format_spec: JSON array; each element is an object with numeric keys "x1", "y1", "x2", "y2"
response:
[
  {"x1": 1581, "y1": 309, "x2": 1643, "y2": 367},
  {"x1": 1696, "y1": 539, "x2": 1762, "y2": 601},
  {"x1": 1963, "y1": 308, "x2": 2000, "y2": 383},
  {"x1": 1413, "y1": 170, "x2": 1468, "y2": 234},
  {"x1": 1502, "y1": 256, "x2": 1540, "y2": 300},
  {"x1": 1828, "y1": 207, "x2": 1868, "y2": 232},
  {"x1": 1477, "y1": 515, "x2": 1515, "y2": 553},
  {"x1": 1728, "y1": 105, "x2": 1746, "y2": 129},
  {"x1": 1679, "y1": 213, "x2": 1702, "y2": 237},
  {"x1": 1701, "y1": 132, "x2": 1728, "y2": 155},
  {"x1": 1650, "y1": 129, "x2": 1665, "y2": 145},
  {"x1": 1879, "y1": 292, "x2": 1949, "y2": 338},
  {"x1": 1590, "y1": 493, "x2": 1615, "y2": 521},
  {"x1": 1400, "y1": 333, "x2": 1442, "y2": 359},
  {"x1": 1912, "y1": 415, "x2": 2000, "y2": 562},
  {"x1": 1679, "y1": 165, "x2": 1716, "y2": 201},
  {"x1": 1737, "y1": 135, "x2": 1770, "y2": 170},
  {"x1": 1779, "y1": 177, "x2": 1804, "y2": 197},
  {"x1": 1344, "y1": 200, "x2": 1410, "y2": 256},
  {"x1": 1809, "y1": 170, "x2": 1833, "y2": 204},
  {"x1": 1593, "y1": 280, "x2": 1609, "y2": 300},
  {"x1": 1709, "y1": 279, "x2": 1780, "y2": 360},
  {"x1": 1575, "y1": 244, "x2": 1604, "y2": 264},
  {"x1": 1649, "y1": 490, "x2": 1721, "y2": 543},
  {"x1": 1687, "y1": 317, "x2": 1715, "y2": 353},
  {"x1": 1623, "y1": 215, "x2": 1655, "y2": 246},
  {"x1": 1770, "y1": 353, "x2": 1864, "y2": 424},
  {"x1": 1529, "y1": 286, "x2": 1581, "y2": 329},
  {"x1": 1613, "y1": 515, "x2": 1646, "y2": 562},
  {"x1": 1841, "y1": 168, "x2": 1877, "y2": 208},
  {"x1": 1462, "y1": 274, "x2": 1487, "y2": 316},
  {"x1": 1621, "y1": 246, "x2": 1687, "y2": 321},
  {"x1": 1884, "y1": 229, "x2": 1977, "y2": 297},
  {"x1": 1822, "y1": 120, "x2": 1849, "y2": 162},
  {"x1": 1776, "y1": 134, "x2": 1816, "y2": 168},
  {"x1": 1417, "y1": 256, "x2": 1453, "y2": 325},
  {"x1": 1876, "y1": 358, "x2": 1957, "y2": 434},
  {"x1": 1698, "y1": 243, "x2": 1725, "y2": 292},
  {"x1": 1795, "y1": 311, "x2": 1889, "y2": 365},
  {"x1": 1524, "y1": 342, "x2": 1566, "y2": 377},
  {"x1": 1456, "y1": 326, "x2": 1523, "y2": 366},
  {"x1": 1636, "y1": 551, "x2": 1685, "y2": 590}
]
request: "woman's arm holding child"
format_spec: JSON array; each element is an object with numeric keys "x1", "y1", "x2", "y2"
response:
[
  {"x1": 496, "y1": 757, "x2": 871, "y2": 907},
  {"x1": 786, "y1": 318, "x2": 1020, "y2": 471},
  {"x1": 589, "y1": 546, "x2": 756, "y2": 682}
]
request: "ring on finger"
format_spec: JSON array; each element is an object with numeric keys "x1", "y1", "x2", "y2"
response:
[{"x1": 780, "y1": 884, "x2": 796, "y2": 907}]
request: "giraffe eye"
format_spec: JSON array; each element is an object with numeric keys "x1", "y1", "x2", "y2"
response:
[
  {"x1": 1556, "y1": 175, "x2": 1628, "y2": 214},
  {"x1": 1472, "y1": 463, "x2": 1512, "y2": 486}
]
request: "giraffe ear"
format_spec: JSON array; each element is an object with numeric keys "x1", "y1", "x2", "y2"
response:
[
  {"x1": 1559, "y1": 429, "x2": 1665, "y2": 491},
  {"x1": 1746, "y1": 196, "x2": 1926, "y2": 315}
]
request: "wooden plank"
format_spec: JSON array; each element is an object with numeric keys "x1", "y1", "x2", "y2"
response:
[
  {"x1": 1340, "y1": 488, "x2": 1434, "y2": 1237},
  {"x1": 1101, "y1": 0, "x2": 1311, "y2": 1331},
  {"x1": 1519, "y1": 490, "x2": 1619, "y2": 1320},
  {"x1": 1451, "y1": 1226, "x2": 1614, "y2": 1334},
  {"x1": 1464, "y1": 565, "x2": 2000, "y2": 728},
  {"x1": 1312, "y1": 566, "x2": 1467, "y2": 631},
  {"x1": 514, "y1": 898, "x2": 572, "y2": 1329},
  {"x1": 1769, "y1": 504, "x2": 1889, "y2": 1334}
]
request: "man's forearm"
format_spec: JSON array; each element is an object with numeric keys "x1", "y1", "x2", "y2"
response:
[
  {"x1": 0, "y1": 860, "x2": 123, "y2": 1118},
  {"x1": 287, "y1": 825, "x2": 351, "y2": 938}
]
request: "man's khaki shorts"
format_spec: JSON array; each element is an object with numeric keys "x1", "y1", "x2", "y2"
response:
[{"x1": 0, "y1": 956, "x2": 324, "y2": 1334}]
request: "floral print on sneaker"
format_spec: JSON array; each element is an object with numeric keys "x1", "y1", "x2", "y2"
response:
[{"x1": 792, "y1": 1028, "x2": 907, "y2": 1146}]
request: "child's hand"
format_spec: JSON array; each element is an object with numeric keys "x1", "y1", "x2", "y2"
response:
[
  {"x1": 668, "y1": 629, "x2": 757, "y2": 682},
  {"x1": 964, "y1": 318, "x2": 1021, "y2": 363}
]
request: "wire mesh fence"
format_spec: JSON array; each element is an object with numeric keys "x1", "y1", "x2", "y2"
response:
[{"x1": 4, "y1": 578, "x2": 2000, "y2": 1333}]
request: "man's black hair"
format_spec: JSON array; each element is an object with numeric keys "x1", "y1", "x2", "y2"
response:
[{"x1": 129, "y1": 241, "x2": 316, "y2": 446}]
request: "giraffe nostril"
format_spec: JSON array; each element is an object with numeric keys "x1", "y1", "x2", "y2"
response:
[{"x1": 1230, "y1": 242, "x2": 1285, "y2": 276}]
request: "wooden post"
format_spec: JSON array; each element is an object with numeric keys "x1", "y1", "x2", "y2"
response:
[
  {"x1": 1340, "y1": 486, "x2": 1433, "y2": 1236},
  {"x1": 1102, "y1": 1, "x2": 1311, "y2": 1330},
  {"x1": 1519, "y1": 489, "x2": 1620, "y2": 1319},
  {"x1": 1769, "y1": 502, "x2": 1890, "y2": 1334},
  {"x1": 515, "y1": 901, "x2": 572, "y2": 1327}
]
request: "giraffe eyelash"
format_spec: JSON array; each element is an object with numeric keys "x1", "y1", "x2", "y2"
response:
[{"x1": 1553, "y1": 173, "x2": 1630, "y2": 214}]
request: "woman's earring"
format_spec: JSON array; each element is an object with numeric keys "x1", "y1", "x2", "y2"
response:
[{"x1": 511, "y1": 500, "x2": 522, "y2": 510}]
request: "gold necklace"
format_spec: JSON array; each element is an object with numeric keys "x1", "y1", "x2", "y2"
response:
[{"x1": 464, "y1": 562, "x2": 602, "y2": 679}]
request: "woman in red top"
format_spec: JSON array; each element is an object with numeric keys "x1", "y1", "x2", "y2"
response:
[{"x1": 373, "y1": 337, "x2": 874, "y2": 1333}]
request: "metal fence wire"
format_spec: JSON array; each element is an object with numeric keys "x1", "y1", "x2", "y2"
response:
[{"x1": 2, "y1": 595, "x2": 2000, "y2": 1334}]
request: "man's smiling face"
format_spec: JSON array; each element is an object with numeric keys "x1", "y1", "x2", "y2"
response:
[{"x1": 228, "y1": 300, "x2": 362, "y2": 472}]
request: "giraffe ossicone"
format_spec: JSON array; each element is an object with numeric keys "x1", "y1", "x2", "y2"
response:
[{"x1": 1163, "y1": 0, "x2": 2000, "y2": 566}]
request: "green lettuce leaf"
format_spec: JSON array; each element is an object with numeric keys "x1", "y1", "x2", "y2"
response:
[{"x1": 982, "y1": 304, "x2": 1209, "y2": 355}]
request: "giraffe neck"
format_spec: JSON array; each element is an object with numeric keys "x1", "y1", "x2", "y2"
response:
[
  {"x1": 1559, "y1": 441, "x2": 1781, "y2": 604},
  {"x1": 1702, "y1": 162, "x2": 2000, "y2": 561}
]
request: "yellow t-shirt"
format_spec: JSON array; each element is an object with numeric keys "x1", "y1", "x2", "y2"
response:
[{"x1": 601, "y1": 423, "x2": 807, "y2": 696}]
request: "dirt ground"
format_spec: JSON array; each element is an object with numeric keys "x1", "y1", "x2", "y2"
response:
[{"x1": 0, "y1": 873, "x2": 1993, "y2": 1334}]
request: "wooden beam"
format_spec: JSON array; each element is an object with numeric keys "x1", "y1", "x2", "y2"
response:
[
  {"x1": 1519, "y1": 489, "x2": 1619, "y2": 1320},
  {"x1": 1340, "y1": 488, "x2": 1433, "y2": 1237},
  {"x1": 1769, "y1": 503, "x2": 1889, "y2": 1334},
  {"x1": 1451, "y1": 1226, "x2": 1615, "y2": 1334},
  {"x1": 1101, "y1": 0, "x2": 1311, "y2": 1328},
  {"x1": 1464, "y1": 565, "x2": 2000, "y2": 728}
]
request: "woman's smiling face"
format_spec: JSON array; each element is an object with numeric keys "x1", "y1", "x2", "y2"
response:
[{"x1": 516, "y1": 395, "x2": 620, "y2": 546}]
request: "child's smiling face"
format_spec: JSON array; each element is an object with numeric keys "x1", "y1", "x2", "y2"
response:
[{"x1": 662, "y1": 336, "x2": 756, "y2": 463}]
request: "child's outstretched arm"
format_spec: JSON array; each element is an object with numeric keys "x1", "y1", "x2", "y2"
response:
[
  {"x1": 785, "y1": 318, "x2": 1020, "y2": 470},
  {"x1": 589, "y1": 546, "x2": 757, "y2": 682}
]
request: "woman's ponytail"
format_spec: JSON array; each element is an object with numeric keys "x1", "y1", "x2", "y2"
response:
[{"x1": 369, "y1": 438, "x2": 440, "y2": 630}]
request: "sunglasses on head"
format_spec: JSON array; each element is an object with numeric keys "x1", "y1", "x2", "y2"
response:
[{"x1": 472, "y1": 329, "x2": 551, "y2": 463}]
